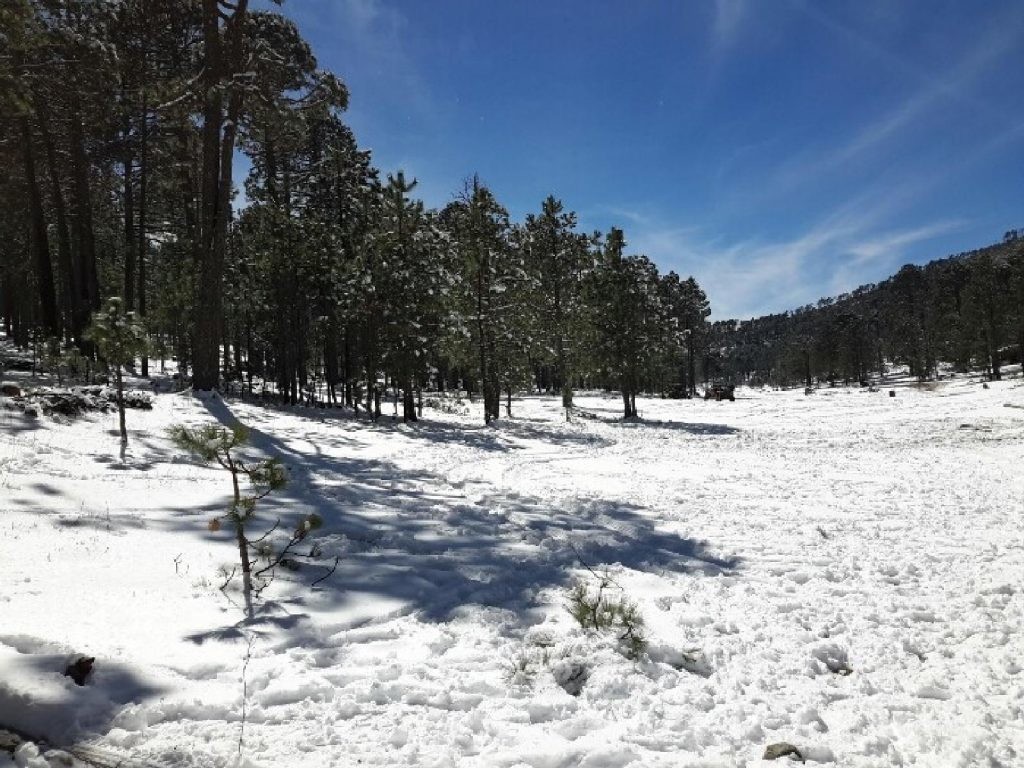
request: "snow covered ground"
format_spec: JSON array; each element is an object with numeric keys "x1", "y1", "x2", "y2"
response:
[{"x1": 2, "y1": 373, "x2": 1023, "y2": 767}]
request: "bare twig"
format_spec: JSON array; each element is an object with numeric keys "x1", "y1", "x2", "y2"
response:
[
  {"x1": 251, "y1": 567, "x2": 275, "y2": 598},
  {"x1": 251, "y1": 528, "x2": 306, "y2": 579},
  {"x1": 312, "y1": 555, "x2": 341, "y2": 588},
  {"x1": 248, "y1": 518, "x2": 281, "y2": 545},
  {"x1": 218, "y1": 565, "x2": 237, "y2": 592},
  {"x1": 568, "y1": 538, "x2": 625, "y2": 592},
  {"x1": 238, "y1": 632, "x2": 255, "y2": 757}
]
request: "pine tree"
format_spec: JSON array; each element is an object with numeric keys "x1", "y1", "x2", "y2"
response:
[
  {"x1": 84, "y1": 297, "x2": 149, "y2": 450},
  {"x1": 372, "y1": 172, "x2": 451, "y2": 421},
  {"x1": 167, "y1": 423, "x2": 320, "y2": 621},
  {"x1": 523, "y1": 197, "x2": 591, "y2": 418},
  {"x1": 440, "y1": 177, "x2": 523, "y2": 424},
  {"x1": 964, "y1": 251, "x2": 1010, "y2": 380}
]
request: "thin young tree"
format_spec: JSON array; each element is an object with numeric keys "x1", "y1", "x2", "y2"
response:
[
  {"x1": 84, "y1": 297, "x2": 149, "y2": 451},
  {"x1": 168, "y1": 423, "x2": 327, "y2": 620}
]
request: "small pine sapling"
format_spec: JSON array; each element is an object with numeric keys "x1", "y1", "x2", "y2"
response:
[
  {"x1": 85, "y1": 297, "x2": 149, "y2": 450},
  {"x1": 42, "y1": 339, "x2": 87, "y2": 386},
  {"x1": 63, "y1": 346, "x2": 88, "y2": 383},
  {"x1": 566, "y1": 573, "x2": 647, "y2": 660},
  {"x1": 42, "y1": 338, "x2": 64, "y2": 385},
  {"x1": 168, "y1": 423, "x2": 328, "y2": 620}
]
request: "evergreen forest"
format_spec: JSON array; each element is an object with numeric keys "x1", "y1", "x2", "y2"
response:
[{"x1": 2, "y1": 1, "x2": 1022, "y2": 422}]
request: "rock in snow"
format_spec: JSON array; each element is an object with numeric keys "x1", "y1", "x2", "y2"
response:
[{"x1": 763, "y1": 742, "x2": 805, "y2": 761}]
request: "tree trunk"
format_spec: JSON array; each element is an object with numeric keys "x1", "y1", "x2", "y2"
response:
[
  {"x1": 122, "y1": 109, "x2": 136, "y2": 311},
  {"x1": 402, "y1": 379, "x2": 417, "y2": 422},
  {"x1": 193, "y1": 0, "x2": 223, "y2": 390},
  {"x1": 138, "y1": 87, "x2": 150, "y2": 377},
  {"x1": 68, "y1": 94, "x2": 100, "y2": 330},
  {"x1": 245, "y1": 325, "x2": 254, "y2": 394},
  {"x1": 1, "y1": 276, "x2": 13, "y2": 337},
  {"x1": 233, "y1": 330, "x2": 243, "y2": 384},
  {"x1": 236, "y1": 519, "x2": 255, "y2": 620},
  {"x1": 1017, "y1": 323, "x2": 1024, "y2": 376},
  {"x1": 20, "y1": 117, "x2": 60, "y2": 338},
  {"x1": 476, "y1": 228, "x2": 491, "y2": 424},
  {"x1": 324, "y1": 319, "x2": 339, "y2": 404},
  {"x1": 229, "y1": 462, "x2": 254, "y2": 620},
  {"x1": 365, "y1": 309, "x2": 378, "y2": 417},
  {"x1": 987, "y1": 298, "x2": 1001, "y2": 381},
  {"x1": 115, "y1": 364, "x2": 127, "y2": 446},
  {"x1": 35, "y1": 97, "x2": 77, "y2": 341},
  {"x1": 193, "y1": 0, "x2": 249, "y2": 390},
  {"x1": 341, "y1": 326, "x2": 352, "y2": 406},
  {"x1": 686, "y1": 329, "x2": 697, "y2": 397}
]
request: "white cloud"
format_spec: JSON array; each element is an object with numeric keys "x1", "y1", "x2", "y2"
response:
[
  {"x1": 760, "y1": 5, "x2": 1022, "y2": 198},
  {"x1": 620, "y1": 200, "x2": 964, "y2": 319},
  {"x1": 623, "y1": 98, "x2": 1024, "y2": 319},
  {"x1": 826, "y1": 220, "x2": 966, "y2": 297},
  {"x1": 712, "y1": 0, "x2": 747, "y2": 49}
]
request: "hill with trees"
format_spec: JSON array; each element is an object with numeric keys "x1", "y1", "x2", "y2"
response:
[{"x1": 707, "y1": 233, "x2": 1024, "y2": 388}]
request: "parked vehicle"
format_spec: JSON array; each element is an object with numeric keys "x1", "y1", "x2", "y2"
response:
[{"x1": 704, "y1": 384, "x2": 735, "y2": 401}]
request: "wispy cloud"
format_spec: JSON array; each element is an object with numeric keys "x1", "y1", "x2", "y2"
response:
[
  {"x1": 758, "y1": 4, "x2": 1023, "y2": 198},
  {"x1": 712, "y1": 0, "x2": 748, "y2": 50},
  {"x1": 291, "y1": 0, "x2": 443, "y2": 179},
  {"x1": 634, "y1": 102, "x2": 1024, "y2": 318},
  {"x1": 618, "y1": 194, "x2": 964, "y2": 319},
  {"x1": 825, "y1": 219, "x2": 966, "y2": 297},
  {"x1": 844, "y1": 221, "x2": 964, "y2": 267},
  {"x1": 346, "y1": 0, "x2": 437, "y2": 118}
]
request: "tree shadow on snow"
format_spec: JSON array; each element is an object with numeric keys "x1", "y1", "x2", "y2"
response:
[
  {"x1": 0, "y1": 411, "x2": 43, "y2": 434},
  {"x1": 611, "y1": 418, "x2": 741, "y2": 436},
  {"x1": 212, "y1": 392, "x2": 612, "y2": 452},
  {"x1": 179, "y1": 394, "x2": 739, "y2": 640},
  {"x1": 0, "y1": 640, "x2": 166, "y2": 744},
  {"x1": 396, "y1": 417, "x2": 611, "y2": 451}
]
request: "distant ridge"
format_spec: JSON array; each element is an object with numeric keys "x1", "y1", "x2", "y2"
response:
[{"x1": 709, "y1": 231, "x2": 1024, "y2": 387}]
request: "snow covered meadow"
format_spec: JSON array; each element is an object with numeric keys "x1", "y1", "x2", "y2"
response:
[{"x1": 2, "y1": 375, "x2": 1023, "y2": 767}]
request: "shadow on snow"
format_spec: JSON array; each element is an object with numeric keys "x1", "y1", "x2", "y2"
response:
[
  {"x1": 610, "y1": 418, "x2": 741, "y2": 436},
  {"x1": 184, "y1": 394, "x2": 739, "y2": 640},
  {"x1": 218, "y1": 391, "x2": 613, "y2": 452},
  {"x1": 0, "y1": 636, "x2": 166, "y2": 744}
]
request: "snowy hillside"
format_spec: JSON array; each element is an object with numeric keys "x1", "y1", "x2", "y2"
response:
[{"x1": 2, "y1": 378, "x2": 1023, "y2": 767}]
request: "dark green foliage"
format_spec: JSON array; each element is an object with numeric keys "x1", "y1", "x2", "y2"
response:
[
  {"x1": 566, "y1": 576, "x2": 647, "y2": 660},
  {"x1": 522, "y1": 197, "x2": 594, "y2": 414},
  {"x1": 167, "y1": 423, "x2": 287, "y2": 516},
  {"x1": 84, "y1": 297, "x2": 149, "y2": 367},
  {"x1": 84, "y1": 297, "x2": 149, "y2": 447},
  {"x1": 439, "y1": 177, "x2": 530, "y2": 423},
  {"x1": 588, "y1": 229, "x2": 667, "y2": 417},
  {"x1": 0, "y1": 1, "x2": 717, "y2": 414},
  {"x1": 2, "y1": 0, "x2": 1021, "y2": 410},
  {"x1": 711, "y1": 238, "x2": 1024, "y2": 388}
]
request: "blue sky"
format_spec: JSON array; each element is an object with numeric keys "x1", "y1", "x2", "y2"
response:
[{"x1": 267, "y1": 0, "x2": 1024, "y2": 319}]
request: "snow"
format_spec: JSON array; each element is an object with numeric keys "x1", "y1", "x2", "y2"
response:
[{"x1": 1, "y1": 373, "x2": 1023, "y2": 767}]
